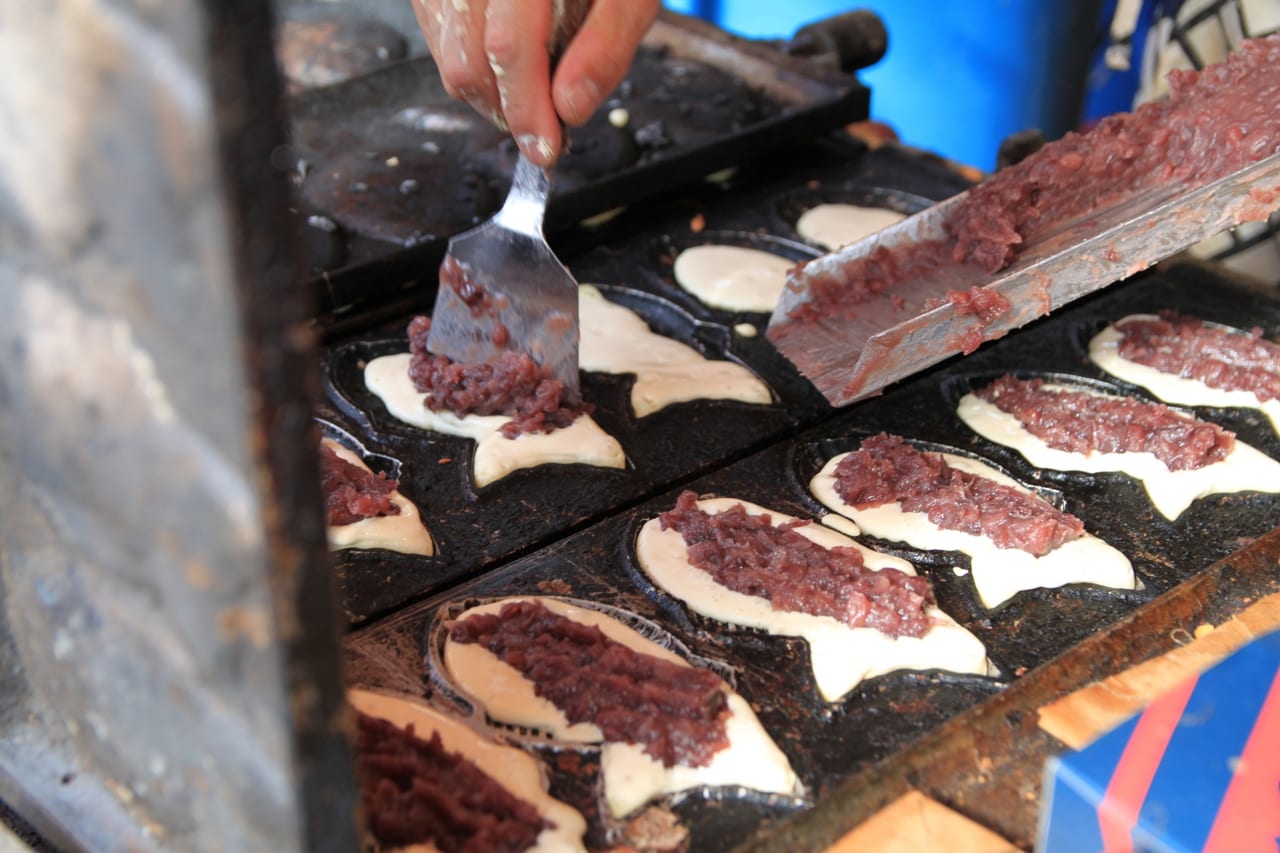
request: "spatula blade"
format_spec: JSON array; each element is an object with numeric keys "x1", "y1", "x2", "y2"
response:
[
  {"x1": 423, "y1": 0, "x2": 592, "y2": 404},
  {"x1": 426, "y1": 155, "x2": 581, "y2": 403}
]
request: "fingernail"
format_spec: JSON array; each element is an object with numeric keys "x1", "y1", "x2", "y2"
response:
[
  {"x1": 517, "y1": 133, "x2": 556, "y2": 166},
  {"x1": 560, "y1": 77, "x2": 601, "y2": 125}
]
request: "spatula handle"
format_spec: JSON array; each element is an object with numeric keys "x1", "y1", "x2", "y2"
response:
[{"x1": 494, "y1": 154, "x2": 550, "y2": 233}]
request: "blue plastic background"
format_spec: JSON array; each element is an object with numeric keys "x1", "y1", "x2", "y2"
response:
[{"x1": 664, "y1": 1, "x2": 1135, "y2": 171}]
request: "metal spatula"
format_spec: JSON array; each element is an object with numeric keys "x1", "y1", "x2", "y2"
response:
[
  {"x1": 425, "y1": 1, "x2": 591, "y2": 403},
  {"x1": 766, "y1": 149, "x2": 1280, "y2": 407}
]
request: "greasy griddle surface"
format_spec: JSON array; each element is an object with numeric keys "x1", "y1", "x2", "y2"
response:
[
  {"x1": 317, "y1": 140, "x2": 969, "y2": 623},
  {"x1": 342, "y1": 264, "x2": 1280, "y2": 850},
  {"x1": 288, "y1": 11, "x2": 869, "y2": 276}
]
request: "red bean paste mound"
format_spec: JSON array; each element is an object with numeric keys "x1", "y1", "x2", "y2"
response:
[
  {"x1": 1114, "y1": 312, "x2": 1280, "y2": 404},
  {"x1": 407, "y1": 316, "x2": 591, "y2": 439},
  {"x1": 320, "y1": 443, "x2": 400, "y2": 526},
  {"x1": 834, "y1": 433, "x2": 1086, "y2": 556},
  {"x1": 657, "y1": 490, "x2": 934, "y2": 638},
  {"x1": 356, "y1": 711, "x2": 551, "y2": 853},
  {"x1": 951, "y1": 35, "x2": 1280, "y2": 272},
  {"x1": 974, "y1": 375, "x2": 1235, "y2": 471},
  {"x1": 449, "y1": 600, "x2": 731, "y2": 769},
  {"x1": 781, "y1": 35, "x2": 1280, "y2": 325}
]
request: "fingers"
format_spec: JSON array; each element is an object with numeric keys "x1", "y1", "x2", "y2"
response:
[
  {"x1": 444, "y1": 0, "x2": 506, "y2": 128},
  {"x1": 552, "y1": 0, "x2": 661, "y2": 126},
  {"x1": 414, "y1": 0, "x2": 660, "y2": 166},
  {"x1": 484, "y1": 0, "x2": 561, "y2": 166},
  {"x1": 416, "y1": 0, "x2": 506, "y2": 130}
]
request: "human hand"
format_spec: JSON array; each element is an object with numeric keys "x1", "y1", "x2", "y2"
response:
[{"x1": 412, "y1": 0, "x2": 660, "y2": 167}]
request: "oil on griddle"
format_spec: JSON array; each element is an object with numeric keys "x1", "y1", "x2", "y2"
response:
[
  {"x1": 285, "y1": 11, "x2": 870, "y2": 275},
  {"x1": 343, "y1": 264, "x2": 1280, "y2": 852},
  {"x1": 315, "y1": 140, "x2": 968, "y2": 625}
]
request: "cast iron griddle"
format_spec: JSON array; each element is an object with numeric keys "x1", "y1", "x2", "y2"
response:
[
  {"x1": 288, "y1": 9, "x2": 871, "y2": 281},
  {"x1": 315, "y1": 139, "x2": 970, "y2": 624},
  {"x1": 341, "y1": 263, "x2": 1280, "y2": 850}
]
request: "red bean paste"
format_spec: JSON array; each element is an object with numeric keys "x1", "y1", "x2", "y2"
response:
[
  {"x1": 407, "y1": 316, "x2": 591, "y2": 439},
  {"x1": 1114, "y1": 311, "x2": 1280, "y2": 403},
  {"x1": 923, "y1": 286, "x2": 1015, "y2": 354},
  {"x1": 785, "y1": 241, "x2": 954, "y2": 325},
  {"x1": 440, "y1": 255, "x2": 499, "y2": 320},
  {"x1": 974, "y1": 375, "x2": 1235, "y2": 470},
  {"x1": 783, "y1": 35, "x2": 1280, "y2": 325},
  {"x1": 449, "y1": 600, "x2": 731, "y2": 769},
  {"x1": 834, "y1": 433, "x2": 1086, "y2": 557},
  {"x1": 951, "y1": 35, "x2": 1280, "y2": 273},
  {"x1": 320, "y1": 443, "x2": 400, "y2": 527},
  {"x1": 657, "y1": 490, "x2": 934, "y2": 638},
  {"x1": 355, "y1": 711, "x2": 550, "y2": 853}
]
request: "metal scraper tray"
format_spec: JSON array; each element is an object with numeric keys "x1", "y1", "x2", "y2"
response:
[{"x1": 768, "y1": 149, "x2": 1280, "y2": 406}]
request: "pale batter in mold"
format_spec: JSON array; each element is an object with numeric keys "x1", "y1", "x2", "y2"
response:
[
  {"x1": 1089, "y1": 315, "x2": 1280, "y2": 434},
  {"x1": 634, "y1": 496, "x2": 993, "y2": 701},
  {"x1": 579, "y1": 285, "x2": 771, "y2": 416},
  {"x1": 795, "y1": 204, "x2": 907, "y2": 251},
  {"x1": 323, "y1": 438, "x2": 435, "y2": 557},
  {"x1": 364, "y1": 281, "x2": 782, "y2": 482},
  {"x1": 348, "y1": 688, "x2": 587, "y2": 853},
  {"x1": 364, "y1": 354, "x2": 626, "y2": 488},
  {"x1": 672, "y1": 245, "x2": 795, "y2": 312},
  {"x1": 957, "y1": 385, "x2": 1280, "y2": 521},
  {"x1": 811, "y1": 450, "x2": 1136, "y2": 609},
  {"x1": 442, "y1": 597, "x2": 803, "y2": 819}
]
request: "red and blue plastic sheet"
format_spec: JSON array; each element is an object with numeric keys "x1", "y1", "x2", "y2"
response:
[{"x1": 1039, "y1": 629, "x2": 1280, "y2": 852}]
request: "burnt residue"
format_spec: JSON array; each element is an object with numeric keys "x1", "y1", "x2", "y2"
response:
[
  {"x1": 343, "y1": 264, "x2": 1280, "y2": 851},
  {"x1": 319, "y1": 292, "x2": 811, "y2": 623},
  {"x1": 303, "y1": 66, "x2": 1280, "y2": 847},
  {"x1": 317, "y1": 139, "x2": 1051, "y2": 629},
  {"x1": 317, "y1": 139, "x2": 973, "y2": 624},
  {"x1": 288, "y1": 12, "x2": 869, "y2": 277},
  {"x1": 273, "y1": 8, "x2": 408, "y2": 93}
]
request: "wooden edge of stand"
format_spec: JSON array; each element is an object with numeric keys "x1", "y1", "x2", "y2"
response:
[
  {"x1": 1037, "y1": 592, "x2": 1280, "y2": 749},
  {"x1": 824, "y1": 790, "x2": 1018, "y2": 852}
]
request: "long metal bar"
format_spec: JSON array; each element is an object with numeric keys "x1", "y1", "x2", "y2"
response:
[{"x1": 0, "y1": 2, "x2": 356, "y2": 850}]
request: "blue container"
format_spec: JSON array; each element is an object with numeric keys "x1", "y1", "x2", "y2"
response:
[{"x1": 667, "y1": 1, "x2": 1101, "y2": 171}]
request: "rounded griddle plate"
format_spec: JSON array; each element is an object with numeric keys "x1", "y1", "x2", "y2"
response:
[
  {"x1": 333, "y1": 141, "x2": 1280, "y2": 849},
  {"x1": 318, "y1": 141, "x2": 974, "y2": 624}
]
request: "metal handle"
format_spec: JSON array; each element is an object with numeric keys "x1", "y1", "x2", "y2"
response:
[
  {"x1": 494, "y1": 154, "x2": 551, "y2": 233},
  {"x1": 786, "y1": 9, "x2": 888, "y2": 73}
]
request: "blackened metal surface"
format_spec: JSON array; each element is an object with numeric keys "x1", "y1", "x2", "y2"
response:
[
  {"x1": 307, "y1": 137, "x2": 972, "y2": 330},
  {"x1": 319, "y1": 293, "x2": 812, "y2": 624},
  {"x1": 342, "y1": 263, "x2": 1280, "y2": 850},
  {"x1": 0, "y1": 1, "x2": 354, "y2": 851},
  {"x1": 288, "y1": 9, "x2": 870, "y2": 280},
  {"x1": 740, "y1": 530, "x2": 1280, "y2": 852},
  {"x1": 316, "y1": 140, "x2": 973, "y2": 624},
  {"x1": 274, "y1": 6, "x2": 407, "y2": 92}
]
